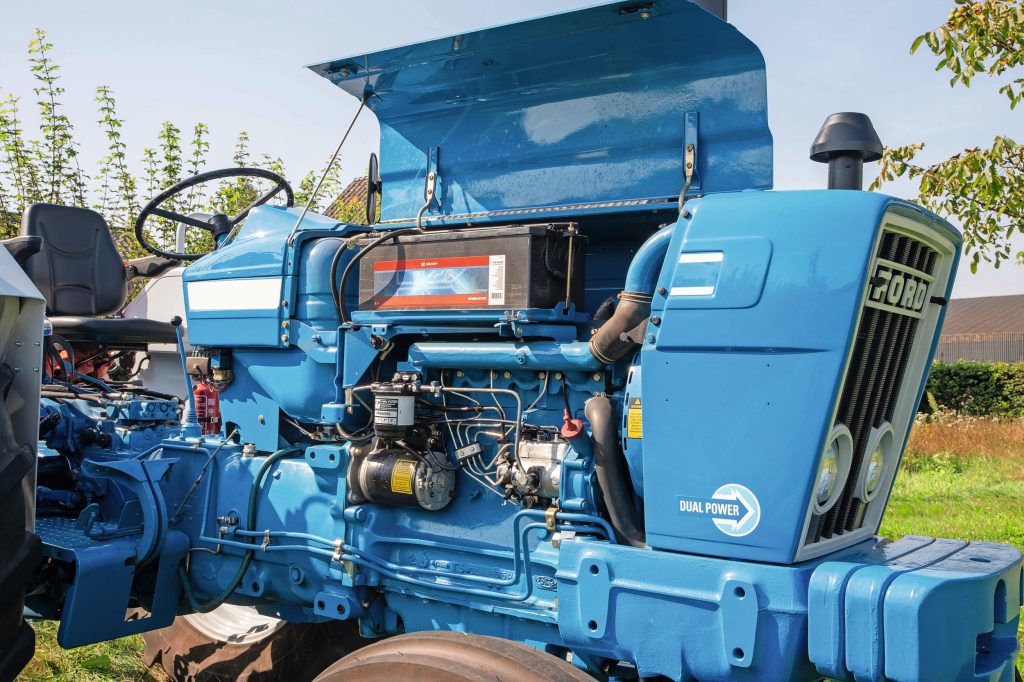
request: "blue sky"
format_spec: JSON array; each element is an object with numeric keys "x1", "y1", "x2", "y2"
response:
[{"x1": 0, "y1": 1, "x2": 1020, "y2": 297}]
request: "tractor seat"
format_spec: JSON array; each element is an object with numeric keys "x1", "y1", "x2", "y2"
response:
[
  {"x1": 49, "y1": 317, "x2": 177, "y2": 345},
  {"x1": 20, "y1": 203, "x2": 177, "y2": 346}
]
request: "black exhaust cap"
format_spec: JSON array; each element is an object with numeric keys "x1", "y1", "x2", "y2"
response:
[{"x1": 810, "y1": 112, "x2": 883, "y2": 190}]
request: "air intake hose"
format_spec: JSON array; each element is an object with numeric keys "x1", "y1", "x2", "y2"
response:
[
  {"x1": 585, "y1": 395, "x2": 646, "y2": 548},
  {"x1": 589, "y1": 225, "x2": 675, "y2": 365}
]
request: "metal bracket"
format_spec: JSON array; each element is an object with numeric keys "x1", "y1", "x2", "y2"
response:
[
  {"x1": 79, "y1": 458, "x2": 176, "y2": 565},
  {"x1": 681, "y1": 111, "x2": 701, "y2": 199},
  {"x1": 425, "y1": 146, "x2": 440, "y2": 212},
  {"x1": 721, "y1": 579, "x2": 758, "y2": 668},
  {"x1": 545, "y1": 507, "x2": 558, "y2": 533},
  {"x1": 577, "y1": 556, "x2": 611, "y2": 639}
]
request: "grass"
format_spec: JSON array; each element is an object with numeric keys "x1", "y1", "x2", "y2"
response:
[
  {"x1": 18, "y1": 621, "x2": 165, "y2": 681},
  {"x1": 20, "y1": 416, "x2": 1024, "y2": 679}
]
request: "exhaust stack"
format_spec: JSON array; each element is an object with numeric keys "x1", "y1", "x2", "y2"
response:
[{"x1": 810, "y1": 112, "x2": 883, "y2": 190}]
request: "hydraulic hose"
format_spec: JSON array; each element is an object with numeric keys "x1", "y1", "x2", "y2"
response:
[
  {"x1": 585, "y1": 395, "x2": 646, "y2": 548},
  {"x1": 333, "y1": 227, "x2": 423, "y2": 326},
  {"x1": 179, "y1": 445, "x2": 302, "y2": 613},
  {"x1": 589, "y1": 224, "x2": 676, "y2": 365}
]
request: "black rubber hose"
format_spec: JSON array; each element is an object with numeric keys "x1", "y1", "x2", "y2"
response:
[
  {"x1": 585, "y1": 395, "x2": 646, "y2": 548},
  {"x1": 333, "y1": 227, "x2": 423, "y2": 326},
  {"x1": 588, "y1": 292, "x2": 652, "y2": 365}
]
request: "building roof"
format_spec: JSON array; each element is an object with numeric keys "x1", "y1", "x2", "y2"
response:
[
  {"x1": 940, "y1": 294, "x2": 1024, "y2": 335},
  {"x1": 324, "y1": 177, "x2": 368, "y2": 220}
]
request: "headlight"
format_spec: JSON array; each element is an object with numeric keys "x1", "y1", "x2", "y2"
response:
[
  {"x1": 857, "y1": 423, "x2": 895, "y2": 502},
  {"x1": 813, "y1": 424, "x2": 852, "y2": 514}
]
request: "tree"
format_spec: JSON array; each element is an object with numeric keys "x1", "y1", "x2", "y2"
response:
[
  {"x1": 0, "y1": 28, "x2": 355, "y2": 256},
  {"x1": 872, "y1": 0, "x2": 1023, "y2": 272}
]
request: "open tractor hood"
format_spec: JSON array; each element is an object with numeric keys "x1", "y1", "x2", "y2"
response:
[{"x1": 309, "y1": 0, "x2": 771, "y2": 224}]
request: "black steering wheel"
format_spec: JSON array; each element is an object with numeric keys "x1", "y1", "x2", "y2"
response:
[{"x1": 134, "y1": 167, "x2": 294, "y2": 261}]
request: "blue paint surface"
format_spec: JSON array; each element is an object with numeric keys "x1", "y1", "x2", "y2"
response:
[{"x1": 26, "y1": 2, "x2": 1023, "y2": 680}]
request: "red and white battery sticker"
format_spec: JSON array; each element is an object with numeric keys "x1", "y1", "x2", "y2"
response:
[{"x1": 372, "y1": 254, "x2": 506, "y2": 308}]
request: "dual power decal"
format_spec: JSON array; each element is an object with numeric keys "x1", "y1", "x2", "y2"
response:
[
  {"x1": 372, "y1": 255, "x2": 505, "y2": 308},
  {"x1": 678, "y1": 483, "x2": 761, "y2": 537}
]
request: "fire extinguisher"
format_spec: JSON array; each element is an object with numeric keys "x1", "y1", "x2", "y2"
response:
[{"x1": 193, "y1": 380, "x2": 221, "y2": 435}]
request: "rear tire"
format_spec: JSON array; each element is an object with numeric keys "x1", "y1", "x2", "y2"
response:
[
  {"x1": 142, "y1": 605, "x2": 364, "y2": 682},
  {"x1": 0, "y1": 363, "x2": 43, "y2": 682},
  {"x1": 313, "y1": 631, "x2": 593, "y2": 681}
]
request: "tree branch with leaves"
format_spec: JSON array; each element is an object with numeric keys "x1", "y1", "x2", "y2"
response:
[{"x1": 872, "y1": 0, "x2": 1023, "y2": 272}]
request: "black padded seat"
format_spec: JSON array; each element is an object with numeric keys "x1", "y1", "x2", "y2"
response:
[
  {"x1": 50, "y1": 317, "x2": 178, "y2": 345},
  {"x1": 20, "y1": 203, "x2": 176, "y2": 345}
]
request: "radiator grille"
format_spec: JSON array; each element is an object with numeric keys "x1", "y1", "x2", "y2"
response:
[{"x1": 805, "y1": 230, "x2": 938, "y2": 546}]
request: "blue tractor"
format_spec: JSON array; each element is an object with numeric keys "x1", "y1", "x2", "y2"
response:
[{"x1": 1, "y1": 2, "x2": 1021, "y2": 680}]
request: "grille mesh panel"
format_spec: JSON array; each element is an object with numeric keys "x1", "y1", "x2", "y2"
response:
[{"x1": 806, "y1": 231, "x2": 938, "y2": 546}]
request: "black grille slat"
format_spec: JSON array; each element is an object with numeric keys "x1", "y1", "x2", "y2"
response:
[
  {"x1": 841, "y1": 238, "x2": 920, "y2": 531},
  {"x1": 821, "y1": 235, "x2": 902, "y2": 538},
  {"x1": 806, "y1": 231, "x2": 939, "y2": 549}
]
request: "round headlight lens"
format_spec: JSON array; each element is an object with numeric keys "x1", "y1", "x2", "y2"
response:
[
  {"x1": 858, "y1": 423, "x2": 895, "y2": 503},
  {"x1": 816, "y1": 441, "x2": 840, "y2": 505},
  {"x1": 864, "y1": 446, "x2": 885, "y2": 495},
  {"x1": 814, "y1": 424, "x2": 852, "y2": 514}
]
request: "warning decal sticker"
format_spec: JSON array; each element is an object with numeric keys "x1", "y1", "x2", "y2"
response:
[
  {"x1": 626, "y1": 397, "x2": 642, "y2": 439},
  {"x1": 390, "y1": 459, "x2": 417, "y2": 495}
]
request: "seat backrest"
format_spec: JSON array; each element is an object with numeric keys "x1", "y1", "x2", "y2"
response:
[{"x1": 21, "y1": 203, "x2": 127, "y2": 316}]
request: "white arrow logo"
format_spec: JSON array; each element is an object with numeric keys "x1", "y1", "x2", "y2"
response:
[{"x1": 711, "y1": 484, "x2": 761, "y2": 537}]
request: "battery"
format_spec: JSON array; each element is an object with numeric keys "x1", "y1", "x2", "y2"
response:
[{"x1": 357, "y1": 223, "x2": 586, "y2": 312}]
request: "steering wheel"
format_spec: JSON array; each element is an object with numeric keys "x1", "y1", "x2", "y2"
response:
[{"x1": 134, "y1": 167, "x2": 294, "y2": 261}]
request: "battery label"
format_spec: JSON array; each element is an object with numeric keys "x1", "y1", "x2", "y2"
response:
[
  {"x1": 372, "y1": 255, "x2": 506, "y2": 308},
  {"x1": 488, "y1": 255, "x2": 505, "y2": 305}
]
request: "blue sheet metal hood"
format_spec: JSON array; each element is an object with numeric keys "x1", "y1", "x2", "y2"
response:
[{"x1": 310, "y1": 0, "x2": 771, "y2": 224}]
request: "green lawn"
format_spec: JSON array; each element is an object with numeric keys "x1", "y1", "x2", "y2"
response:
[
  {"x1": 18, "y1": 621, "x2": 164, "y2": 681},
  {"x1": 20, "y1": 419, "x2": 1024, "y2": 679}
]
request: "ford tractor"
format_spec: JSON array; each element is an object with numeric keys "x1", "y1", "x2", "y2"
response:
[{"x1": 0, "y1": 2, "x2": 1021, "y2": 680}]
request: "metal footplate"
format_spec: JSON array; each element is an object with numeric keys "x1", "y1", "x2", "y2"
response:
[
  {"x1": 34, "y1": 458, "x2": 188, "y2": 648},
  {"x1": 809, "y1": 535, "x2": 1023, "y2": 682}
]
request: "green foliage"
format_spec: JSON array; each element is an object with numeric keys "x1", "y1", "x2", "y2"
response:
[
  {"x1": 0, "y1": 28, "x2": 355, "y2": 258},
  {"x1": 329, "y1": 197, "x2": 373, "y2": 225},
  {"x1": 28, "y1": 28, "x2": 86, "y2": 206},
  {"x1": 294, "y1": 155, "x2": 346, "y2": 215},
  {"x1": 872, "y1": 1, "x2": 1024, "y2": 271},
  {"x1": 914, "y1": 1, "x2": 1024, "y2": 106},
  {"x1": 924, "y1": 360, "x2": 1024, "y2": 415}
]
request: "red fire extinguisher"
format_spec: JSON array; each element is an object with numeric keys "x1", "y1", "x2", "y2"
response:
[{"x1": 193, "y1": 381, "x2": 221, "y2": 435}]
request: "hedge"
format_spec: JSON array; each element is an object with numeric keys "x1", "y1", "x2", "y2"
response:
[{"x1": 923, "y1": 361, "x2": 1024, "y2": 416}]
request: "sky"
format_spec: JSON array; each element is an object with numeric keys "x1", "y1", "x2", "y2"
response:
[{"x1": 0, "y1": 0, "x2": 1020, "y2": 298}]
